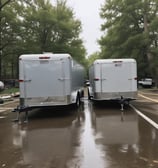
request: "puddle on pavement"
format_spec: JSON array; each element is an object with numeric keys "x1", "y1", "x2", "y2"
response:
[
  {"x1": 0, "y1": 100, "x2": 158, "y2": 168},
  {"x1": 67, "y1": 100, "x2": 106, "y2": 168}
]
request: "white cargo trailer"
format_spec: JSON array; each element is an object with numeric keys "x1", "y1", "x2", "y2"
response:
[
  {"x1": 88, "y1": 59, "x2": 137, "y2": 103},
  {"x1": 16, "y1": 53, "x2": 84, "y2": 114}
]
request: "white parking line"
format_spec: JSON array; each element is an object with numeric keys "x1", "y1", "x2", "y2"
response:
[
  {"x1": 0, "y1": 108, "x2": 13, "y2": 110},
  {"x1": 130, "y1": 104, "x2": 158, "y2": 130},
  {"x1": 138, "y1": 93, "x2": 158, "y2": 103},
  {"x1": 139, "y1": 91, "x2": 158, "y2": 96},
  {"x1": 0, "y1": 107, "x2": 13, "y2": 113},
  {"x1": 0, "y1": 116, "x2": 6, "y2": 119}
]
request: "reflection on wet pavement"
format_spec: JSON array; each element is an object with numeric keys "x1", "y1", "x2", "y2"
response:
[
  {"x1": 68, "y1": 100, "x2": 106, "y2": 168},
  {"x1": 0, "y1": 99, "x2": 158, "y2": 168},
  {"x1": 11, "y1": 108, "x2": 80, "y2": 168}
]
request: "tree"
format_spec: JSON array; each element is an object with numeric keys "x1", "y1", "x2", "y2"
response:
[
  {"x1": 0, "y1": 0, "x2": 87, "y2": 80},
  {"x1": 87, "y1": 52, "x2": 100, "y2": 67},
  {"x1": 99, "y1": 0, "x2": 158, "y2": 81},
  {"x1": 0, "y1": 0, "x2": 12, "y2": 79},
  {"x1": 21, "y1": 0, "x2": 86, "y2": 64},
  {"x1": 0, "y1": 1, "x2": 23, "y2": 79},
  {"x1": 0, "y1": 0, "x2": 12, "y2": 10}
]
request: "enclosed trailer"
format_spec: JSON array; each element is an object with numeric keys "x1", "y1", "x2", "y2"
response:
[
  {"x1": 17, "y1": 53, "x2": 84, "y2": 112},
  {"x1": 88, "y1": 59, "x2": 137, "y2": 103}
]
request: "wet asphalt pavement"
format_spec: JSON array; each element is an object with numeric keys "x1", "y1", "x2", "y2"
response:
[{"x1": 0, "y1": 92, "x2": 158, "y2": 168}]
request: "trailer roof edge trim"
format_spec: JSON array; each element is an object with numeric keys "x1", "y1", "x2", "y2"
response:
[
  {"x1": 19, "y1": 53, "x2": 71, "y2": 60},
  {"x1": 93, "y1": 58, "x2": 136, "y2": 64}
]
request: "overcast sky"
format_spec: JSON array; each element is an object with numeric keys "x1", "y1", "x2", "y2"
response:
[{"x1": 51, "y1": 0, "x2": 105, "y2": 56}]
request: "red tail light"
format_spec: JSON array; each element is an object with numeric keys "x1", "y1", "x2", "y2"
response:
[
  {"x1": 94, "y1": 78, "x2": 99, "y2": 81},
  {"x1": 39, "y1": 56, "x2": 50, "y2": 59},
  {"x1": 134, "y1": 77, "x2": 137, "y2": 80}
]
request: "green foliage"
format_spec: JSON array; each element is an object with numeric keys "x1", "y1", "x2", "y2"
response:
[
  {"x1": 0, "y1": 1, "x2": 23, "y2": 78},
  {"x1": 99, "y1": 0, "x2": 158, "y2": 81},
  {"x1": 87, "y1": 52, "x2": 100, "y2": 67},
  {"x1": 0, "y1": 0, "x2": 87, "y2": 80},
  {"x1": 0, "y1": 87, "x2": 19, "y2": 95}
]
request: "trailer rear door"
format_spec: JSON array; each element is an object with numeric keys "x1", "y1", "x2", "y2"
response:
[
  {"x1": 101, "y1": 61, "x2": 132, "y2": 93},
  {"x1": 23, "y1": 58, "x2": 65, "y2": 98}
]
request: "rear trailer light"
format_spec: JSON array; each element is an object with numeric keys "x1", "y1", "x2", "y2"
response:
[
  {"x1": 94, "y1": 78, "x2": 99, "y2": 81},
  {"x1": 39, "y1": 56, "x2": 50, "y2": 59},
  {"x1": 113, "y1": 61, "x2": 122, "y2": 67},
  {"x1": 113, "y1": 61, "x2": 122, "y2": 63},
  {"x1": 134, "y1": 77, "x2": 137, "y2": 80}
]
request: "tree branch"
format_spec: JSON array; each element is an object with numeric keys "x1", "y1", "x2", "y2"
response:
[{"x1": 0, "y1": 0, "x2": 12, "y2": 10}]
